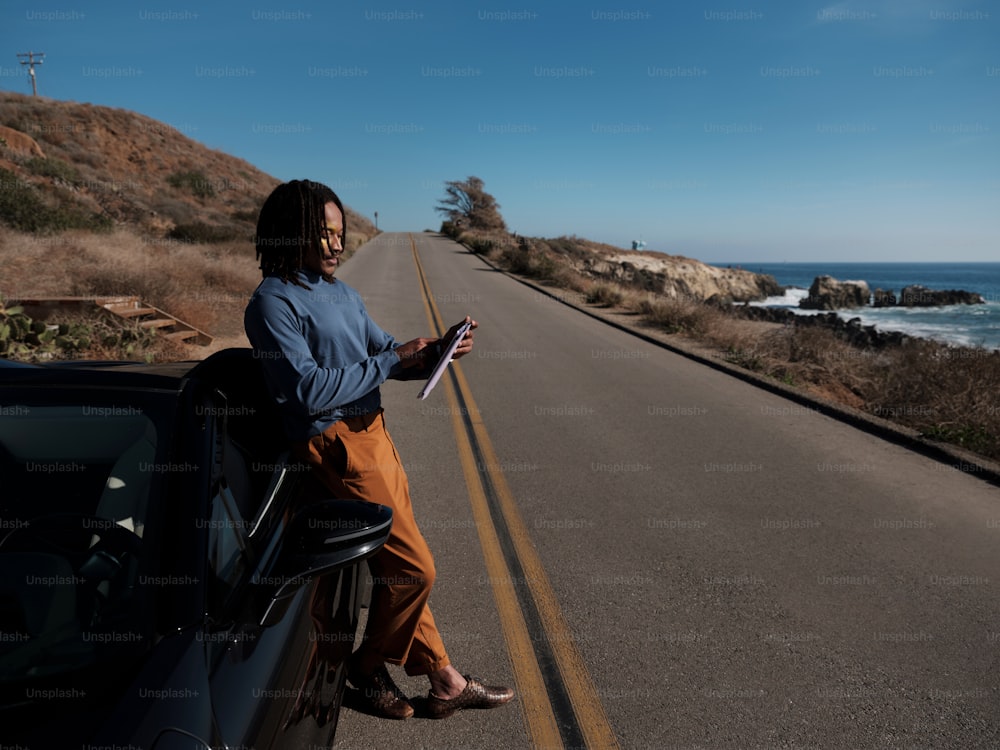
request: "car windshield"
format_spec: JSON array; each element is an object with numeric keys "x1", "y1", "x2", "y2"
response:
[{"x1": 0, "y1": 394, "x2": 170, "y2": 686}]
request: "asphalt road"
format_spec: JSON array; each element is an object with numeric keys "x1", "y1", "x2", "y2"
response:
[{"x1": 330, "y1": 232, "x2": 1000, "y2": 750}]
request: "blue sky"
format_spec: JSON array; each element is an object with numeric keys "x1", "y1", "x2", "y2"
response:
[{"x1": 3, "y1": 0, "x2": 997, "y2": 262}]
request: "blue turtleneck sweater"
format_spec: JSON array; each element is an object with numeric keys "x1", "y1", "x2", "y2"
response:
[{"x1": 244, "y1": 270, "x2": 405, "y2": 440}]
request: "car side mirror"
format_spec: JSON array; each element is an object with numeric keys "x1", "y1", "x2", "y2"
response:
[{"x1": 257, "y1": 499, "x2": 392, "y2": 628}]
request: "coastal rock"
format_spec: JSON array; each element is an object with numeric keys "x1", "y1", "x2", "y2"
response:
[
  {"x1": 872, "y1": 288, "x2": 897, "y2": 308},
  {"x1": 799, "y1": 276, "x2": 871, "y2": 310},
  {"x1": 0, "y1": 124, "x2": 45, "y2": 159},
  {"x1": 582, "y1": 253, "x2": 782, "y2": 303},
  {"x1": 732, "y1": 305, "x2": 911, "y2": 349},
  {"x1": 898, "y1": 285, "x2": 985, "y2": 307}
]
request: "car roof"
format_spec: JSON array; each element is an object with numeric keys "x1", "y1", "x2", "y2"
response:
[
  {"x1": 1, "y1": 349, "x2": 287, "y2": 455},
  {"x1": 0, "y1": 356, "x2": 200, "y2": 391},
  {"x1": 0, "y1": 349, "x2": 256, "y2": 393}
]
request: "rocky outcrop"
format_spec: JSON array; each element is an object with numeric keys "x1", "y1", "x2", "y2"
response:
[
  {"x1": 0, "y1": 124, "x2": 45, "y2": 159},
  {"x1": 581, "y1": 253, "x2": 783, "y2": 303},
  {"x1": 804, "y1": 278, "x2": 984, "y2": 310},
  {"x1": 799, "y1": 276, "x2": 870, "y2": 310},
  {"x1": 872, "y1": 289, "x2": 897, "y2": 308},
  {"x1": 898, "y1": 285, "x2": 985, "y2": 307},
  {"x1": 734, "y1": 305, "x2": 911, "y2": 349}
]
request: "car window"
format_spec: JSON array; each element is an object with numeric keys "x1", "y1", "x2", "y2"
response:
[
  {"x1": 205, "y1": 436, "x2": 254, "y2": 614},
  {"x1": 0, "y1": 405, "x2": 158, "y2": 534},
  {"x1": 0, "y1": 400, "x2": 163, "y2": 684},
  {"x1": 206, "y1": 482, "x2": 250, "y2": 610}
]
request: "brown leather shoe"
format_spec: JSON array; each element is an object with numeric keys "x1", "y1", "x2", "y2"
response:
[
  {"x1": 348, "y1": 661, "x2": 414, "y2": 720},
  {"x1": 425, "y1": 675, "x2": 515, "y2": 720}
]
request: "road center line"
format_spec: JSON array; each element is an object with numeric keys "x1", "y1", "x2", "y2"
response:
[{"x1": 409, "y1": 235, "x2": 620, "y2": 750}]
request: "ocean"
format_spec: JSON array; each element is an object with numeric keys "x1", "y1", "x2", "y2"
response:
[{"x1": 709, "y1": 262, "x2": 1000, "y2": 350}]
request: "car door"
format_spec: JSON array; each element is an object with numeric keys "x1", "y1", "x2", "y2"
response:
[{"x1": 203, "y1": 412, "x2": 356, "y2": 750}]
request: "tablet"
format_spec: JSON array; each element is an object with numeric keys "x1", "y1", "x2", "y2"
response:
[{"x1": 417, "y1": 320, "x2": 472, "y2": 400}]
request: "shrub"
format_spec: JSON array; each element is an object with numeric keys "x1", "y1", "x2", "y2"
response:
[
  {"x1": 51, "y1": 204, "x2": 113, "y2": 233},
  {"x1": 439, "y1": 220, "x2": 461, "y2": 239},
  {"x1": 723, "y1": 345, "x2": 766, "y2": 372},
  {"x1": 168, "y1": 221, "x2": 245, "y2": 244},
  {"x1": 465, "y1": 234, "x2": 497, "y2": 254},
  {"x1": 547, "y1": 264, "x2": 590, "y2": 293},
  {"x1": 24, "y1": 156, "x2": 81, "y2": 184},
  {"x1": 497, "y1": 244, "x2": 534, "y2": 274},
  {"x1": 586, "y1": 282, "x2": 625, "y2": 307},
  {"x1": 542, "y1": 236, "x2": 593, "y2": 263},
  {"x1": 863, "y1": 340, "x2": 1000, "y2": 457},
  {"x1": 231, "y1": 208, "x2": 258, "y2": 223},
  {"x1": 151, "y1": 196, "x2": 197, "y2": 225},
  {"x1": 637, "y1": 295, "x2": 720, "y2": 335},
  {"x1": 167, "y1": 170, "x2": 216, "y2": 199},
  {"x1": 0, "y1": 297, "x2": 175, "y2": 362},
  {"x1": 0, "y1": 168, "x2": 50, "y2": 231},
  {"x1": 532, "y1": 252, "x2": 558, "y2": 281},
  {"x1": 0, "y1": 167, "x2": 111, "y2": 233}
]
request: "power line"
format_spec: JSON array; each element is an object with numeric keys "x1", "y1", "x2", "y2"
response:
[{"x1": 17, "y1": 51, "x2": 45, "y2": 96}]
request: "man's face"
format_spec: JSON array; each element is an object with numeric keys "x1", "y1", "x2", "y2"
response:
[{"x1": 303, "y1": 201, "x2": 344, "y2": 280}]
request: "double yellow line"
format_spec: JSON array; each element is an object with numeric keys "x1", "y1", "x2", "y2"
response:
[{"x1": 409, "y1": 235, "x2": 619, "y2": 750}]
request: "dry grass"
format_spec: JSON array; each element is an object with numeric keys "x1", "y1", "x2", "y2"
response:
[
  {"x1": 0, "y1": 217, "x2": 377, "y2": 361},
  {"x1": 585, "y1": 281, "x2": 626, "y2": 307},
  {"x1": 864, "y1": 340, "x2": 1000, "y2": 456},
  {"x1": 700, "y1": 317, "x2": 1000, "y2": 459},
  {"x1": 632, "y1": 292, "x2": 725, "y2": 335},
  {"x1": 0, "y1": 225, "x2": 261, "y2": 356}
]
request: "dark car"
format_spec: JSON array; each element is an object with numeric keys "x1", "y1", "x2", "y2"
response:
[{"x1": 0, "y1": 348, "x2": 391, "y2": 749}]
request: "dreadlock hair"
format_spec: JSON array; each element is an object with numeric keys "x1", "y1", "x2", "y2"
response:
[{"x1": 254, "y1": 179, "x2": 347, "y2": 287}]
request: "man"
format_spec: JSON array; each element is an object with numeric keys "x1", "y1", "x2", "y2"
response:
[{"x1": 244, "y1": 179, "x2": 514, "y2": 721}]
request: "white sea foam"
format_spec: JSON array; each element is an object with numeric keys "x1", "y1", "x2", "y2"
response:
[
  {"x1": 850, "y1": 303, "x2": 1000, "y2": 348},
  {"x1": 747, "y1": 294, "x2": 1000, "y2": 349},
  {"x1": 752, "y1": 288, "x2": 809, "y2": 308}
]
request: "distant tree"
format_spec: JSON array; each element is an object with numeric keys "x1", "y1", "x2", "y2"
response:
[{"x1": 436, "y1": 176, "x2": 506, "y2": 232}]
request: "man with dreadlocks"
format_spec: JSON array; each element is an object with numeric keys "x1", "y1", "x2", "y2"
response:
[{"x1": 244, "y1": 179, "x2": 514, "y2": 721}]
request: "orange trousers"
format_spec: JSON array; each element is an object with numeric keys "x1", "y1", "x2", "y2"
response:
[{"x1": 294, "y1": 409, "x2": 450, "y2": 676}]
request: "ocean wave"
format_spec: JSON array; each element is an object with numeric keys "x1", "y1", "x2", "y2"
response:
[
  {"x1": 749, "y1": 296, "x2": 1000, "y2": 349},
  {"x1": 752, "y1": 288, "x2": 809, "y2": 308}
]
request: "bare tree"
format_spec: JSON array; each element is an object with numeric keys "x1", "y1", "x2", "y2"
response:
[{"x1": 436, "y1": 176, "x2": 506, "y2": 231}]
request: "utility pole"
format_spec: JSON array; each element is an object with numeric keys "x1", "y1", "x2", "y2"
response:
[{"x1": 17, "y1": 51, "x2": 44, "y2": 96}]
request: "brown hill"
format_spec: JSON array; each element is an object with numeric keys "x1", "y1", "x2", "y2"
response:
[
  {"x1": 0, "y1": 90, "x2": 376, "y2": 241},
  {"x1": 0, "y1": 91, "x2": 377, "y2": 358}
]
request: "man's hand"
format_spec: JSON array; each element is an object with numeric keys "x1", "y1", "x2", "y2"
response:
[
  {"x1": 394, "y1": 317, "x2": 478, "y2": 371},
  {"x1": 444, "y1": 316, "x2": 477, "y2": 360},
  {"x1": 394, "y1": 337, "x2": 437, "y2": 369}
]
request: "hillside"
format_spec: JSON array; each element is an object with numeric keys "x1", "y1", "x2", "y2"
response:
[
  {"x1": 0, "y1": 91, "x2": 377, "y2": 356},
  {"x1": 0, "y1": 90, "x2": 376, "y2": 242}
]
